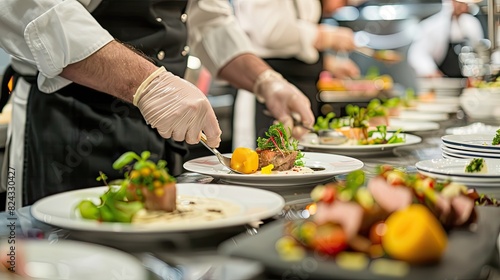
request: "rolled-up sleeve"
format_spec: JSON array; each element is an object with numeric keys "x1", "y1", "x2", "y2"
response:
[
  {"x1": 0, "y1": 0, "x2": 113, "y2": 93},
  {"x1": 186, "y1": 0, "x2": 254, "y2": 76}
]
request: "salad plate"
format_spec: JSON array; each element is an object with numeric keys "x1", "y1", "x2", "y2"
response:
[
  {"x1": 299, "y1": 133, "x2": 422, "y2": 157},
  {"x1": 2, "y1": 239, "x2": 147, "y2": 280},
  {"x1": 441, "y1": 134, "x2": 500, "y2": 151},
  {"x1": 183, "y1": 152, "x2": 363, "y2": 187},
  {"x1": 31, "y1": 183, "x2": 285, "y2": 233}
]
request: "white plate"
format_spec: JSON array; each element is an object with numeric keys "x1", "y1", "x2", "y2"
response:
[
  {"x1": 416, "y1": 158, "x2": 500, "y2": 180},
  {"x1": 183, "y1": 152, "x2": 363, "y2": 187},
  {"x1": 442, "y1": 141, "x2": 500, "y2": 154},
  {"x1": 442, "y1": 145, "x2": 500, "y2": 159},
  {"x1": 299, "y1": 133, "x2": 422, "y2": 156},
  {"x1": 387, "y1": 118, "x2": 440, "y2": 132},
  {"x1": 14, "y1": 239, "x2": 147, "y2": 280},
  {"x1": 392, "y1": 110, "x2": 449, "y2": 122},
  {"x1": 418, "y1": 96, "x2": 460, "y2": 105},
  {"x1": 414, "y1": 103, "x2": 460, "y2": 113},
  {"x1": 31, "y1": 183, "x2": 285, "y2": 233},
  {"x1": 441, "y1": 134, "x2": 500, "y2": 151},
  {"x1": 445, "y1": 123, "x2": 500, "y2": 135}
]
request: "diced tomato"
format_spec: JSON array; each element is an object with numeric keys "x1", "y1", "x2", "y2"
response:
[{"x1": 310, "y1": 223, "x2": 348, "y2": 255}]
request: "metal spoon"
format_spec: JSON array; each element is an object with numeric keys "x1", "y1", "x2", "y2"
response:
[
  {"x1": 355, "y1": 47, "x2": 402, "y2": 63},
  {"x1": 199, "y1": 133, "x2": 243, "y2": 174}
]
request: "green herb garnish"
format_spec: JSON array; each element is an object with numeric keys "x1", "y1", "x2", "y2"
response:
[
  {"x1": 492, "y1": 129, "x2": 500, "y2": 145},
  {"x1": 465, "y1": 158, "x2": 485, "y2": 173},
  {"x1": 257, "y1": 123, "x2": 304, "y2": 167}
]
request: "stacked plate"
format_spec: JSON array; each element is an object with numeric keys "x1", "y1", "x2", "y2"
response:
[
  {"x1": 441, "y1": 134, "x2": 500, "y2": 159},
  {"x1": 415, "y1": 158, "x2": 500, "y2": 189}
]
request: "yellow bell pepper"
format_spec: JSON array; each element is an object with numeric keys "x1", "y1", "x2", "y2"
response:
[
  {"x1": 382, "y1": 204, "x2": 447, "y2": 264},
  {"x1": 230, "y1": 147, "x2": 259, "y2": 174}
]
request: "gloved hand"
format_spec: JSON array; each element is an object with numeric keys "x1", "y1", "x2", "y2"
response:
[
  {"x1": 316, "y1": 25, "x2": 356, "y2": 52},
  {"x1": 133, "y1": 67, "x2": 221, "y2": 147},
  {"x1": 253, "y1": 70, "x2": 315, "y2": 139},
  {"x1": 324, "y1": 55, "x2": 361, "y2": 79}
]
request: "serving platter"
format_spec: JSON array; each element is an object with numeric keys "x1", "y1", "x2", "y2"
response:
[
  {"x1": 31, "y1": 183, "x2": 285, "y2": 234},
  {"x1": 219, "y1": 206, "x2": 500, "y2": 280},
  {"x1": 183, "y1": 152, "x2": 363, "y2": 187},
  {"x1": 299, "y1": 133, "x2": 422, "y2": 157},
  {"x1": 3, "y1": 239, "x2": 147, "y2": 280}
]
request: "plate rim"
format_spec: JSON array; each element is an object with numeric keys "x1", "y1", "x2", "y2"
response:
[
  {"x1": 415, "y1": 158, "x2": 500, "y2": 179},
  {"x1": 31, "y1": 183, "x2": 286, "y2": 234}
]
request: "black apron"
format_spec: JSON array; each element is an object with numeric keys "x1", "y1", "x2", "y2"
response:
[
  {"x1": 254, "y1": 0, "x2": 323, "y2": 139},
  {"x1": 255, "y1": 56, "x2": 323, "y2": 139},
  {"x1": 438, "y1": 40, "x2": 465, "y2": 78},
  {"x1": 19, "y1": 0, "x2": 189, "y2": 205}
]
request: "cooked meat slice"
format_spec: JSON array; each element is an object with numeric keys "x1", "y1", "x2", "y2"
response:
[{"x1": 257, "y1": 149, "x2": 298, "y2": 171}]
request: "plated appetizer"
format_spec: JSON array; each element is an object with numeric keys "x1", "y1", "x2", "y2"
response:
[
  {"x1": 277, "y1": 166, "x2": 488, "y2": 266},
  {"x1": 231, "y1": 123, "x2": 308, "y2": 174},
  {"x1": 77, "y1": 151, "x2": 236, "y2": 223}
]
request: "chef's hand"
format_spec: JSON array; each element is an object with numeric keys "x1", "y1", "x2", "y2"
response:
[
  {"x1": 316, "y1": 25, "x2": 356, "y2": 52},
  {"x1": 324, "y1": 55, "x2": 360, "y2": 79},
  {"x1": 134, "y1": 67, "x2": 222, "y2": 147},
  {"x1": 253, "y1": 70, "x2": 315, "y2": 139}
]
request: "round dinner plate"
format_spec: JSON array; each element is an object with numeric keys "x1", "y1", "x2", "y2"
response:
[
  {"x1": 299, "y1": 133, "x2": 422, "y2": 156},
  {"x1": 414, "y1": 103, "x2": 460, "y2": 114},
  {"x1": 416, "y1": 158, "x2": 500, "y2": 186},
  {"x1": 445, "y1": 122, "x2": 499, "y2": 135},
  {"x1": 393, "y1": 110, "x2": 449, "y2": 122},
  {"x1": 387, "y1": 118, "x2": 440, "y2": 133},
  {"x1": 183, "y1": 152, "x2": 363, "y2": 187},
  {"x1": 7, "y1": 239, "x2": 147, "y2": 280},
  {"x1": 31, "y1": 183, "x2": 285, "y2": 233},
  {"x1": 441, "y1": 134, "x2": 500, "y2": 151},
  {"x1": 441, "y1": 145, "x2": 500, "y2": 159}
]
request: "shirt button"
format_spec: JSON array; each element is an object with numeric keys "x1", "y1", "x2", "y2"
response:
[
  {"x1": 181, "y1": 14, "x2": 187, "y2": 23},
  {"x1": 157, "y1": 51, "x2": 165, "y2": 60},
  {"x1": 181, "y1": 46, "x2": 190, "y2": 56},
  {"x1": 156, "y1": 17, "x2": 162, "y2": 23}
]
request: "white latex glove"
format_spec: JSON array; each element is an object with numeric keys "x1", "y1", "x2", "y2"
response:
[
  {"x1": 324, "y1": 55, "x2": 361, "y2": 79},
  {"x1": 316, "y1": 25, "x2": 356, "y2": 52},
  {"x1": 253, "y1": 70, "x2": 315, "y2": 139},
  {"x1": 133, "y1": 67, "x2": 221, "y2": 147}
]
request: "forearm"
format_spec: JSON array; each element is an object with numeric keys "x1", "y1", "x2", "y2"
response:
[
  {"x1": 217, "y1": 53, "x2": 270, "y2": 92},
  {"x1": 60, "y1": 40, "x2": 158, "y2": 103}
]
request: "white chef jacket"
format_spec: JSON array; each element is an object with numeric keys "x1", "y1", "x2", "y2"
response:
[
  {"x1": 0, "y1": 0, "x2": 253, "y2": 93},
  {"x1": 407, "y1": 2, "x2": 484, "y2": 77},
  {"x1": 232, "y1": 0, "x2": 322, "y2": 64}
]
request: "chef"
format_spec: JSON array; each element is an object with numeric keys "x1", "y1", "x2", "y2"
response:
[
  {"x1": 407, "y1": 0, "x2": 484, "y2": 78},
  {"x1": 0, "y1": 0, "x2": 314, "y2": 206}
]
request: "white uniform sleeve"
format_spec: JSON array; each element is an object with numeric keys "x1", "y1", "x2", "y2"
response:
[
  {"x1": 0, "y1": 0, "x2": 113, "y2": 93},
  {"x1": 185, "y1": 0, "x2": 254, "y2": 76},
  {"x1": 232, "y1": 0, "x2": 320, "y2": 63}
]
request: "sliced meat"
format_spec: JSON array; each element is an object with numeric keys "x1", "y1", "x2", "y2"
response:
[
  {"x1": 450, "y1": 195, "x2": 476, "y2": 226},
  {"x1": 367, "y1": 176, "x2": 413, "y2": 213},
  {"x1": 140, "y1": 182, "x2": 177, "y2": 212},
  {"x1": 257, "y1": 149, "x2": 298, "y2": 171},
  {"x1": 314, "y1": 201, "x2": 364, "y2": 240}
]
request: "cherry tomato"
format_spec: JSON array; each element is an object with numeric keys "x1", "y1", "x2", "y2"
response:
[{"x1": 310, "y1": 223, "x2": 348, "y2": 255}]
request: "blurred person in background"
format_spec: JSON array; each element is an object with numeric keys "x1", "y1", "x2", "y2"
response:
[
  {"x1": 232, "y1": 0, "x2": 361, "y2": 148},
  {"x1": 0, "y1": 0, "x2": 314, "y2": 207},
  {"x1": 407, "y1": 0, "x2": 484, "y2": 78}
]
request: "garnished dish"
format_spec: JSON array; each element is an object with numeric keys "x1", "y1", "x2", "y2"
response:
[
  {"x1": 492, "y1": 129, "x2": 500, "y2": 145},
  {"x1": 464, "y1": 158, "x2": 487, "y2": 174},
  {"x1": 230, "y1": 123, "x2": 312, "y2": 175},
  {"x1": 276, "y1": 166, "x2": 491, "y2": 269},
  {"x1": 77, "y1": 151, "x2": 239, "y2": 224}
]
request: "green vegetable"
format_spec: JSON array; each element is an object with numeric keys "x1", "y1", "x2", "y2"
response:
[
  {"x1": 313, "y1": 112, "x2": 336, "y2": 131},
  {"x1": 492, "y1": 129, "x2": 500, "y2": 145},
  {"x1": 256, "y1": 123, "x2": 304, "y2": 167},
  {"x1": 465, "y1": 158, "x2": 485, "y2": 173},
  {"x1": 346, "y1": 104, "x2": 368, "y2": 128},
  {"x1": 78, "y1": 200, "x2": 100, "y2": 220}
]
